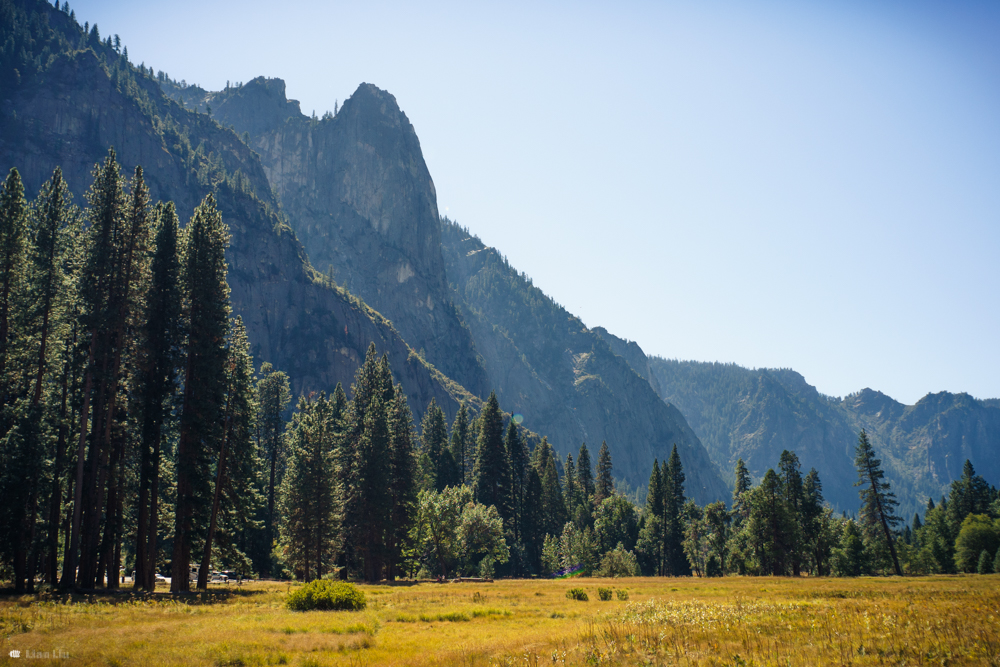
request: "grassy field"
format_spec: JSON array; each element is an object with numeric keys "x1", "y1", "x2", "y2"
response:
[{"x1": 1, "y1": 575, "x2": 998, "y2": 666}]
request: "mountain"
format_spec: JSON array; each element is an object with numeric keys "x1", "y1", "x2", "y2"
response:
[
  {"x1": 156, "y1": 72, "x2": 729, "y2": 501},
  {"x1": 439, "y1": 221, "x2": 727, "y2": 503},
  {"x1": 0, "y1": 0, "x2": 474, "y2": 418},
  {"x1": 165, "y1": 76, "x2": 491, "y2": 398},
  {"x1": 649, "y1": 359, "x2": 1000, "y2": 517}
]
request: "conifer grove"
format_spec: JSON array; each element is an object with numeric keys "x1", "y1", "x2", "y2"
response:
[{"x1": 0, "y1": 156, "x2": 998, "y2": 591}]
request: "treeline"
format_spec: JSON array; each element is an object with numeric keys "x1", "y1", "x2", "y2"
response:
[
  {"x1": 2, "y1": 154, "x2": 998, "y2": 591},
  {"x1": 0, "y1": 154, "x2": 292, "y2": 593}
]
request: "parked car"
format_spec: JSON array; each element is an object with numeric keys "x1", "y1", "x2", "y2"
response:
[
  {"x1": 210, "y1": 571, "x2": 228, "y2": 583},
  {"x1": 154, "y1": 574, "x2": 168, "y2": 583}
]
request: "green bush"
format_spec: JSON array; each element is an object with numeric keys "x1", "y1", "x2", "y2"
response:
[
  {"x1": 286, "y1": 580, "x2": 366, "y2": 611},
  {"x1": 566, "y1": 588, "x2": 588, "y2": 601},
  {"x1": 978, "y1": 550, "x2": 994, "y2": 574},
  {"x1": 616, "y1": 589, "x2": 629, "y2": 601},
  {"x1": 597, "y1": 587, "x2": 613, "y2": 601}
]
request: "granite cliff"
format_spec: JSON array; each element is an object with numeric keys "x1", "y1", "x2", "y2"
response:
[{"x1": 176, "y1": 77, "x2": 490, "y2": 398}]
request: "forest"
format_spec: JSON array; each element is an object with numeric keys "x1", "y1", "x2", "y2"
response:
[{"x1": 1, "y1": 155, "x2": 998, "y2": 596}]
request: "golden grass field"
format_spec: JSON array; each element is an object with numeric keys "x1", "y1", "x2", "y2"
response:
[{"x1": 1, "y1": 575, "x2": 998, "y2": 666}]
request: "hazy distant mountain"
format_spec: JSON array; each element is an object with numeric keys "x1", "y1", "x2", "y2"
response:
[
  {"x1": 648, "y1": 359, "x2": 999, "y2": 517},
  {"x1": 439, "y1": 222, "x2": 728, "y2": 503}
]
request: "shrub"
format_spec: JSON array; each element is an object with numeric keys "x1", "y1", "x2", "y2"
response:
[
  {"x1": 286, "y1": 580, "x2": 366, "y2": 611},
  {"x1": 978, "y1": 550, "x2": 994, "y2": 574},
  {"x1": 616, "y1": 589, "x2": 629, "y2": 601},
  {"x1": 596, "y1": 543, "x2": 639, "y2": 578},
  {"x1": 705, "y1": 554, "x2": 723, "y2": 578},
  {"x1": 597, "y1": 587, "x2": 613, "y2": 601},
  {"x1": 566, "y1": 588, "x2": 588, "y2": 601}
]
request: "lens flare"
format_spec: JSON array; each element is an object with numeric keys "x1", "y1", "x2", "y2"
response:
[{"x1": 512, "y1": 413, "x2": 524, "y2": 425}]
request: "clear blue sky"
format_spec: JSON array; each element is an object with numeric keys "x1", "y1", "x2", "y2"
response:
[{"x1": 72, "y1": 0, "x2": 1000, "y2": 404}]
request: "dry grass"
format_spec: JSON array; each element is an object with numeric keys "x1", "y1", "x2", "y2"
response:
[{"x1": 0, "y1": 575, "x2": 997, "y2": 666}]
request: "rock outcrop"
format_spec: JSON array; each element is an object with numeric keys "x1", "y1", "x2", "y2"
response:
[{"x1": 201, "y1": 78, "x2": 490, "y2": 398}]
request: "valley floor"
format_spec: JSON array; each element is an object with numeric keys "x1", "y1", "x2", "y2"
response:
[{"x1": 1, "y1": 575, "x2": 997, "y2": 666}]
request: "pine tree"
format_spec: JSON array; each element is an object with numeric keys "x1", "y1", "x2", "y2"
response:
[
  {"x1": 387, "y1": 383, "x2": 418, "y2": 580},
  {"x1": 662, "y1": 445, "x2": 688, "y2": 576},
  {"x1": 778, "y1": 450, "x2": 804, "y2": 575},
  {"x1": 532, "y1": 437, "x2": 566, "y2": 538},
  {"x1": 256, "y1": 361, "x2": 290, "y2": 573},
  {"x1": 26, "y1": 168, "x2": 79, "y2": 588},
  {"x1": 636, "y1": 460, "x2": 664, "y2": 575},
  {"x1": 472, "y1": 391, "x2": 511, "y2": 524},
  {"x1": 419, "y1": 399, "x2": 450, "y2": 491},
  {"x1": 199, "y1": 316, "x2": 257, "y2": 588},
  {"x1": 171, "y1": 194, "x2": 231, "y2": 593},
  {"x1": 577, "y1": 443, "x2": 594, "y2": 501},
  {"x1": 506, "y1": 420, "x2": 528, "y2": 552},
  {"x1": 280, "y1": 393, "x2": 340, "y2": 581},
  {"x1": 134, "y1": 202, "x2": 182, "y2": 591},
  {"x1": 854, "y1": 429, "x2": 902, "y2": 576},
  {"x1": 71, "y1": 156, "x2": 151, "y2": 590},
  {"x1": 353, "y1": 390, "x2": 392, "y2": 581},
  {"x1": 801, "y1": 468, "x2": 827, "y2": 575},
  {"x1": 0, "y1": 167, "x2": 27, "y2": 403},
  {"x1": 594, "y1": 441, "x2": 614, "y2": 505},
  {"x1": 746, "y1": 469, "x2": 793, "y2": 575},
  {"x1": 947, "y1": 460, "x2": 992, "y2": 528},
  {"x1": 732, "y1": 458, "x2": 752, "y2": 527},
  {"x1": 449, "y1": 403, "x2": 471, "y2": 485}
]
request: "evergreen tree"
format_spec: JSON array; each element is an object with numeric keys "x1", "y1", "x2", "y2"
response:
[
  {"x1": 947, "y1": 460, "x2": 993, "y2": 528},
  {"x1": 134, "y1": 202, "x2": 182, "y2": 591},
  {"x1": 280, "y1": 393, "x2": 340, "y2": 581},
  {"x1": 732, "y1": 458, "x2": 752, "y2": 527},
  {"x1": 532, "y1": 437, "x2": 567, "y2": 538},
  {"x1": 778, "y1": 450, "x2": 804, "y2": 575},
  {"x1": 353, "y1": 389, "x2": 392, "y2": 581},
  {"x1": 801, "y1": 468, "x2": 828, "y2": 575},
  {"x1": 256, "y1": 361, "x2": 290, "y2": 573},
  {"x1": 0, "y1": 167, "x2": 27, "y2": 404},
  {"x1": 199, "y1": 317, "x2": 257, "y2": 588},
  {"x1": 594, "y1": 441, "x2": 614, "y2": 505},
  {"x1": 746, "y1": 469, "x2": 793, "y2": 575},
  {"x1": 26, "y1": 168, "x2": 79, "y2": 588},
  {"x1": 521, "y1": 466, "x2": 545, "y2": 572},
  {"x1": 636, "y1": 460, "x2": 664, "y2": 575},
  {"x1": 472, "y1": 391, "x2": 511, "y2": 524},
  {"x1": 387, "y1": 383, "x2": 418, "y2": 580},
  {"x1": 171, "y1": 194, "x2": 231, "y2": 593},
  {"x1": 662, "y1": 445, "x2": 688, "y2": 575},
  {"x1": 72, "y1": 157, "x2": 151, "y2": 590},
  {"x1": 854, "y1": 429, "x2": 902, "y2": 576},
  {"x1": 506, "y1": 420, "x2": 529, "y2": 548},
  {"x1": 577, "y1": 443, "x2": 594, "y2": 501},
  {"x1": 419, "y1": 398, "x2": 450, "y2": 491},
  {"x1": 448, "y1": 403, "x2": 472, "y2": 485}
]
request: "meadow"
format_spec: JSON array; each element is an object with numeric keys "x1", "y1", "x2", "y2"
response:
[{"x1": 1, "y1": 575, "x2": 998, "y2": 666}]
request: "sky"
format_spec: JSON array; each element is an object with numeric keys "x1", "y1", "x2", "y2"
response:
[{"x1": 71, "y1": 0, "x2": 1000, "y2": 404}]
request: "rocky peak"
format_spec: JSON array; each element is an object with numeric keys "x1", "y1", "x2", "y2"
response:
[
  {"x1": 213, "y1": 77, "x2": 302, "y2": 135},
  {"x1": 204, "y1": 78, "x2": 490, "y2": 396}
]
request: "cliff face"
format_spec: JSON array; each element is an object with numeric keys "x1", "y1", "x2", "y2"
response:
[
  {"x1": 199, "y1": 78, "x2": 490, "y2": 398},
  {"x1": 592, "y1": 327, "x2": 663, "y2": 398},
  {"x1": 440, "y1": 220, "x2": 728, "y2": 504},
  {"x1": 0, "y1": 5, "x2": 473, "y2": 419}
]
